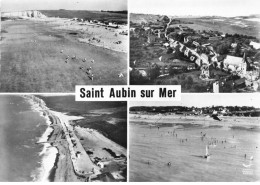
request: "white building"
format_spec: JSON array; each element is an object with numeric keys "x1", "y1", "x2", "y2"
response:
[
  {"x1": 223, "y1": 55, "x2": 247, "y2": 76},
  {"x1": 213, "y1": 81, "x2": 219, "y2": 93},
  {"x1": 249, "y1": 41, "x2": 260, "y2": 50}
]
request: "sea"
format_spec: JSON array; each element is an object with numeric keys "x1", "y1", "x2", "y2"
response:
[
  {"x1": 0, "y1": 95, "x2": 57, "y2": 182},
  {"x1": 130, "y1": 120, "x2": 260, "y2": 182}
]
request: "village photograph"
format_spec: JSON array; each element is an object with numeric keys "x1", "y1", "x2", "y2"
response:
[
  {"x1": 0, "y1": 0, "x2": 128, "y2": 92},
  {"x1": 129, "y1": 93, "x2": 260, "y2": 181},
  {"x1": 129, "y1": 0, "x2": 260, "y2": 93},
  {"x1": 0, "y1": 95, "x2": 127, "y2": 182}
]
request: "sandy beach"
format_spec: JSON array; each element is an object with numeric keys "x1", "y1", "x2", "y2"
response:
[
  {"x1": 38, "y1": 17, "x2": 128, "y2": 53},
  {"x1": 130, "y1": 112, "x2": 260, "y2": 181},
  {"x1": 1, "y1": 17, "x2": 127, "y2": 92}
]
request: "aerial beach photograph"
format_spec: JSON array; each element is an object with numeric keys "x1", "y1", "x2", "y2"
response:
[
  {"x1": 0, "y1": 0, "x2": 128, "y2": 92},
  {"x1": 129, "y1": 93, "x2": 260, "y2": 181},
  {"x1": 0, "y1": 95, "x2": 127, "y2": 182},
  {"x1": 130, "y1": 0, "x2": 260, "y2": 92}
]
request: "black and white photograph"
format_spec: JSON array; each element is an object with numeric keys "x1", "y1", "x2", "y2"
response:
[
  {"x1": 0, "y1": 95, "x2": 127, "y2": 182},
  {"x1": 0, "y1": 0, "x2": 128, "y2": 92},
  {"x1": 1, "y1": 0, "x2": 260, "y2": 183},
  {"x1": 129, "y1": 93, "x2": 260, "y2": 181},
  {"x1": 129, "y1": 0, "x2": 260, "y2": 93}
]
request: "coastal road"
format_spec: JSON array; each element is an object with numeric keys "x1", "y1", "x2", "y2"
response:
[{"x1": 1, "y1": 19, "x2": 127, "y2": 92}]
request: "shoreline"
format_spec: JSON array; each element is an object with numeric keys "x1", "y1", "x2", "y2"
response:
[
  {"x1": 23, "y1": 95, "x2": 127, "y2": 181},
  {"x1": 23, "y1": 95, "x2": 60, "y2": 182},
  {"x1": 130, "y1": 113, "x2": 260, "y2": 130},
  {"x1": 22, "y1": 17, "x2": 128, "y2": 53}
]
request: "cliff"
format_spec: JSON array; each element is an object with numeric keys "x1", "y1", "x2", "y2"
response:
[{"x1": 1, "y1": 10, "x2": 46, "y2": 18}]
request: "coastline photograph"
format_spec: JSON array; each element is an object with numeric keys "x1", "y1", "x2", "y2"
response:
[
  {"x1": 0, "y1": 95, "x2": 127, "y2": 182},
  {"x1": 0, "y1": 0, "x2": 128, "y2": 92},
  {"x1": 129, "y1": 0, "x2": 260, "y2": 93},
  {"x1": 129, "y1": 93, "x2": 260, "y2": 181}
]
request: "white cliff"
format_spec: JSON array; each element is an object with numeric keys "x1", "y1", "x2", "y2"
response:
[{"x1": 1, "y1": 10, "x2": 46, "y2": 18}]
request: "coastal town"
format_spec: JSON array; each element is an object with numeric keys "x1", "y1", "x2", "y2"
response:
[
  {"x1": 130, "y1": 105, "x2": 260, "y2": 117},
  {"x1": 130, "y1": 14, "x2": 260, "y2": 92},
  {"x1": 28, "y1": 95, "x2": 127, "y2": 182}
]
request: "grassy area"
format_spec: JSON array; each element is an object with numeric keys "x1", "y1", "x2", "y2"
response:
[
  {"x1": 40, "y1": 10, "x2": 127, "y2": 24},
  {"x1": 38, "y1": 95, "x2": 127, "y2": 148},
  {"x1": 177, "y1": 17, "x2": 260, "y2": 39}
]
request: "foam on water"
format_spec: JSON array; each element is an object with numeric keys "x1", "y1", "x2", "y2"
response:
[{"x1": 23, "y1": 95, "x2": 59, "y2": 182}]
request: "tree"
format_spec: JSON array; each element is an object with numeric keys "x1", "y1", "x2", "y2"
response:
[
  {"x1": 149, "y1": 65, "x2": 160, "y2": 80},
  {"x1": 130, "y1": 70, "x2": 149, "y2": 85},
  {"x1": 234, "y1": 44, "x2": 241, "y2": 57},
  {"x1": 170, "y1": 80, "x2": 179, "y2": 85},
  {"x1": 216, "y1": 43, "x2": 229, "y2": 55}
]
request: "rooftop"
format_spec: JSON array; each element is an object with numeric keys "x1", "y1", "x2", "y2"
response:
[{"x1": 223, "y1": 55, "x2": 245, "y2": 66}]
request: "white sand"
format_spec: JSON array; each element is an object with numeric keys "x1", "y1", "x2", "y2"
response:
[{"x1": 33, "y1": 17, "x2": 128, "y2": 53}]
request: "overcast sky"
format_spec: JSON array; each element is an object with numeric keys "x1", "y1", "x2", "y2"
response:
[
  {"x1": 130, "y1": 0, "x2": 260, "y2": 17},
  {"x1": 2, "y1": 0, "x2": 127, "y2": 12},
  {"x1": 130, "y1": 93, "x2": 260, "y2": 108}
]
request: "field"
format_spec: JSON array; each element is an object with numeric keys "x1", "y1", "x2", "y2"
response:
[
  {"x1": 130, "y1": 13, "x2": 260, "y2": 39},
  {"x1": 178, "y1": 17, "x2": 260, "y2": 39}
]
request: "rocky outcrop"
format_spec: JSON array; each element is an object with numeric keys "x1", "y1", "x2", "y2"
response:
[{"x1": 1, "y1": 10, "x2": 46, "y2": 18}]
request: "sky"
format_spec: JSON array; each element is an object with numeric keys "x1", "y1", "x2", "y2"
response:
[
  {"x1": 130, "y1": 93, "x2": 260, "y2": 108},
  {"x1": 130, "y1": 0, "x2": 260, "y2": 17},
  {"x1": 1, "y1": 0, "x2": 127, "y2": 12}
]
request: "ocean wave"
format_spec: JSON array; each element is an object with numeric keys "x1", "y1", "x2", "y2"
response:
[
  {"x1": 38, "y1": 126, "x2": 54, "y2": 150},
  {"x1": 22, "y1": 95, "x2": 59, "y2": 182},
  {"x1": 31, "y1": 144, "x2": 58, "y2": 182}
]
